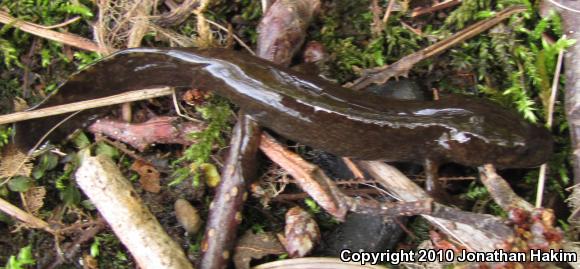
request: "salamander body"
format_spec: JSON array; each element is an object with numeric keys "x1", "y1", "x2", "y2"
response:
[{"x1": 15, "y1": 48, "x2": 552, "y2": 167}]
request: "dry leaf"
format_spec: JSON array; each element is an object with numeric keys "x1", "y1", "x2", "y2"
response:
[
  {"x1": 279, "y1": 206, "x2": 320, "y2": 258},
  {"x1": 234, "y1": 231, "x2": 285, "y2": 269},
  {"x1": 13, "y1": 97, "x2": 29, "y2": 112},
  {"x1": 24, "y1": 186, "x2": 46, "y2": 216},
  {"x1": 174, "y1": 198, "x2": 202, "y2": 234},
  {"x1": 82, "y1": 252, "x2": 98, "y2": 269},
  {"x1": 130, "y1": 160, "x2": 161, "y2": 193},
  {"x1": 0, "y1": 144, "x2": 32, "y2": 178}
]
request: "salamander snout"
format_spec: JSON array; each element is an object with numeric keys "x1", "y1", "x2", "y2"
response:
[{"x1": 504, "y1": 125, "x2": 553, "y2": 168}]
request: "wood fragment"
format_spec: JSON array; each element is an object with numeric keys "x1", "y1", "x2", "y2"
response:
[
  {"x1": 75, "y1": 155, "x2": 193, "y2": 269},
  {"x1": 345, "y1": 196, "x2": 432, "y2": 216},
  {"x1": 0, "y1": 11, "x2": 105, "y2": 53},
  {"x1": 358, "y1": 161, "x2": 513, "y2": 251}
]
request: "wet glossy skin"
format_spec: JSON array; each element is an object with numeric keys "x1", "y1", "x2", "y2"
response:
[{"x1": 15, "y1": 48, "x2": 553, "y2": 167}]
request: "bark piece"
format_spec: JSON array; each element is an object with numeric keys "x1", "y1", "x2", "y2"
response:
[
  {"x1": 280, "y1": 206, "x2": 320, "y2": 258},
  {"x1": 259, "y1": 134, "x2": 350, "y2": 220},
  {"x1": 256, "y1": 0, "x2": 321, "y2": 66},
  {"x1": 75, "y1": 154, "x2": 193, "y2": 269},
  {"x1": 88, "y1": 116, "x2": 206, "y2": 151}
]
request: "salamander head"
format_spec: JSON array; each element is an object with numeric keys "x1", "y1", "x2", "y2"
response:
[{"x1": 491, "y1": 123, "x2": 553, "y2": 168}]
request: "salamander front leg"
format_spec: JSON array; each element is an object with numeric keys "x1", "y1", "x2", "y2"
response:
[{"x1": 424, "y1": 159, "x2": 447, "y2": 202}]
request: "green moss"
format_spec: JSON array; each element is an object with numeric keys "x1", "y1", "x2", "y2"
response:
[{"x1": 171, "y1": 97, "x2": 232, "y2": 187}]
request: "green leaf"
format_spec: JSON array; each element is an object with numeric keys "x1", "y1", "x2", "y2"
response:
[
  {"x1": 80, "y1": 199, "x2": 96, "y2": 210},
  {"x1": 41, "y1": 153, "x2": 59, "y2": 171},
  {"x1": 0, "y1": 210, "x2": 14, "y2": 225},
  {"x1": 8, "y1": 176, "x2": 32, "y2": 192},
  {"x1": 60, "y1": 184, "x2": 81, "y2": 206},
  {"x1": 90, "y1": 238, "x2": 101, "y2": 257},
  {"x1": 71, "y1": 132, "x2": 91, "y2": 149},
  {"x1": 95, "y1": 142, "x2": 119, "y2": 160},
  {"x1": 31, "y1": 166, "x2": 45, "y2": 180},
  {"x1": 40, "y1": 48, "x2": 51, "y2": 68},
  {"x1": 304, "y1": 198, "x2": 321, "y2": 214},
  {"x1": 4, "y1": 245, "x2": 35, "y2": 269}
]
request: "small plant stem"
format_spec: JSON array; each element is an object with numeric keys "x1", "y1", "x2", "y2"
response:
[{"x1": 536, "y1": 37, "x2": 566, "y2": 208}]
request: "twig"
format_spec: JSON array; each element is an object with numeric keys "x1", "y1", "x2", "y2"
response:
[
  {"x1": 41, "y1": 16, "x2": 82, "y2": 30},
  {"x1": 381, "y1": 0, "x2": 396, "y2": 24},
  {"x1": 272, "y1": 188, "x2": 386, "y2": 201},
  {"x1": 349, "y1": 5, "x2": 526, "y2": 90},
  {"x1": 341, "y1": 157, "x2": 365, "y2": 179},
  {"x1": 156, "y1": 0, "x2": 200, "y2": 26},
  {"x1": 410, "y1": 0, "x2": 462, "y2": 17},
  {"x1": 0, "y1": 87, "x2": 173, "y2": 125},
  {"x1": 0, "y1": 197, "x2": 53, "y2": 232},
  {"x1": 536, "y1": 39, "x2": 565, "y2": 208},
  {"x1": 204, "y1": 18, "x2": 255, "y2": 55},
  {"x1": 199, "y1": 116, "x2": 261, "y2": 269},
  {"x1": 1, "y1": 110, "x2": 82, "y2": 188},
  {"x1": 45, "y1": 218, "x2": 106, "y2": 269},
  {"x1": 0, "y1": 11, "x2": 105, "y2": 53}
]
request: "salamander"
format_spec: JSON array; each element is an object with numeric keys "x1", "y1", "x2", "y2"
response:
[{"x1": 14, "y1": 48, "x2": 553, "y2": 168}]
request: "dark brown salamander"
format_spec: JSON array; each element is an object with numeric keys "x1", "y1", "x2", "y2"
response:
[{"x1": 15, "y1": 48, "x2": 553, "y2": 168}]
